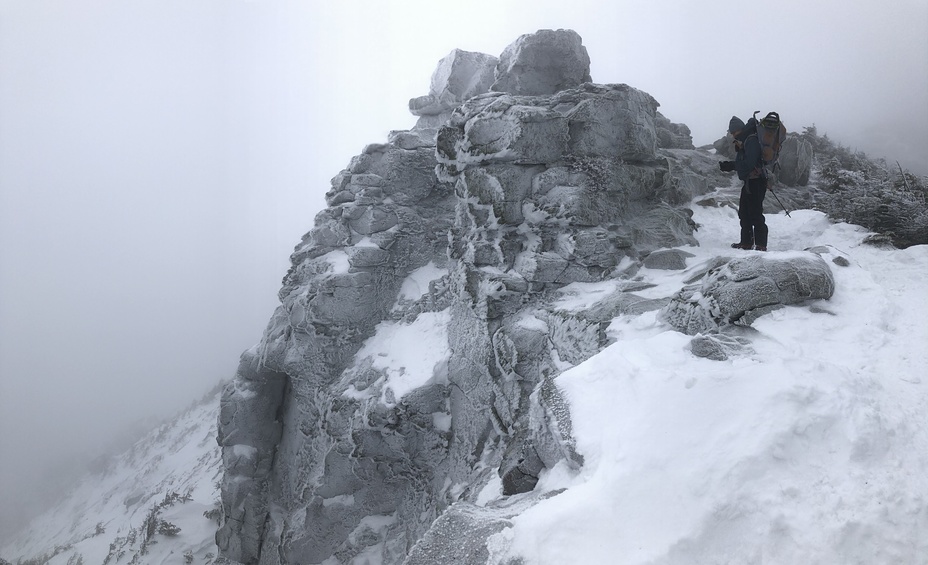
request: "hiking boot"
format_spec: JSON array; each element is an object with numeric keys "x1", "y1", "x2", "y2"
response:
[{"x1": 730, "y1": 242, "x2": 753, "y2": 250}]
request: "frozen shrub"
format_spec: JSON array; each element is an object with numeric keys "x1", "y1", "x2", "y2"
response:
[{"x1": 799, "y1": 126, "x2": 928, "y2": 248}]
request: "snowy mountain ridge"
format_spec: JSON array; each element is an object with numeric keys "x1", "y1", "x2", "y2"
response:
[
  {"x1": 1, "y1": 385, "x2": 226, "y2": 565},
  {"x1": 4, "y1": 28, "x2": 927, "y2": 565}
]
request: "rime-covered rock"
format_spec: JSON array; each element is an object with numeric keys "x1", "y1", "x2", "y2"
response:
[
  {"x1": 713, "y1": 133, "x2": 737, "y2": 159},
  {"x1": 644, "y1": 248, "x2": 695, "y2": 270},
  {"x1": 404, "y1": 503, "x2": 513, "y2": 565},
  {"x1": 689, "y1": 332, "x2": 754, "y2": 361},
  {"x1": 437, "y1": 83, "x2": 659, "y2": 175},
  {"x1": 778, "y1": 136, "x2": 814, "y2": 186},
  {"x1": 659, "y1": 252, "x2": 836, "y2": 335},
  {"x1": 655, "y1": 111, "x2": 695, "y2": 149},
  {"x1": 409, "y1": 49, "x2": 499, "y2": 143},
  {"x1": 410, "y1": 49, "x2": 498, "y2": 118},
  {"x1": 491, "y1": 29, "x2": 591, "y2": 96}
]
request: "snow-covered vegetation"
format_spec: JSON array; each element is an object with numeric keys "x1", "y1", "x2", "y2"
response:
[
  {"x1": 800, "y1": 125, "x2": 928, "y2": 248},
  {"x1": 1, "y1": 386, "x2": 225, "y2": 565}
]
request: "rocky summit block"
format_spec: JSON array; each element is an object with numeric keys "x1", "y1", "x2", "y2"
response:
[
  {"x1": 659, "y1": 252, "x2": 836, "y2": 335},
  {"x1": 437, "y1": 83, "x2": 660, "y2": 175},
  {"x1": 409, "y1": 49, "x2": 499, "y2": 118},
  {"x1": 491, "y1": 29, "x2": 591, "y2": 96}
]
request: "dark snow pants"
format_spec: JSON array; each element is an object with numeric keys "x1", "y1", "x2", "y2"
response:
[{"x1": 738, "y1": 176, "x2": 768, "y2": 248}]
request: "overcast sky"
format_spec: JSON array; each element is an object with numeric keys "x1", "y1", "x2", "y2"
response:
[{"x1": 1, "y1": 0, "x2": 926, "y2": 537}]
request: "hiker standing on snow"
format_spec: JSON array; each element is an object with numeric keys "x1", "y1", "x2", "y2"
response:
[{"x1": 719, "y1": 116, "x2": 768, "y2": 251}]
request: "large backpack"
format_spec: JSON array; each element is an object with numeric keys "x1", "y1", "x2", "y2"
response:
[{"x1": 753, "y1": 111, "x2": 788, "y2": 178}]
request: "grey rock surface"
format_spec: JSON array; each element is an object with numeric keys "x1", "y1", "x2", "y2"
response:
[
  {"x1": 644, "y1": 248, "x2": 695, "y2": 270},
  {"x1": 491, "y1": 29, "x2": 591, "y2": 96},
  {"x1": 655, "y1": 111, "x2": 695, "y2": 149},
  {"x1": 409, "y1": 49, "x2": 499, "y2": 118},
  {"x1": 409, "y1": 49, "x2": 499, "y2": 144},
  {"x1": 713, "y1": 134, "x2": 737, "y2": 159},
  {"x1": 403, "y1": 503, "x2": 513, "y2": 565},
  {"x1": 778, "y1": 136, "x2": 814, "y2": 186},
  {"x1": 689, "y1": 332, "x2": 754, "y2": 361},
  {"x1": 659, "y1": 252, "x2": 836, "y2": 335}
]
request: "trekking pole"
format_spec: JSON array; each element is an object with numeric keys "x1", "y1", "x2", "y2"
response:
[{"x1": 769, "y1": 187, "x2": 792, "y2": 218}]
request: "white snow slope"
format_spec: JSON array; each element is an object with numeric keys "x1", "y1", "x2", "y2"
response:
[
  {"x1": 484, "y1": 199, "x2": 928, "y2": 565},
  {"x1": 4, "y1": 192, "x2": 927, "y2": 565},
  {"x1": 1, "y1": 386, "x2": 224, "y2": 564}
]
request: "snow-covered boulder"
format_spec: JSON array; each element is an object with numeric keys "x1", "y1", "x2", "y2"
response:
[
  {"x1": 643, "y1": 248, "x2": 695, "y2": 270},
  {"x1": 659, "y1": 252, "x2": 836, "y2": 335},
  {"x1": 491, "y1": 29, "x2": 591, "y2": 96}
]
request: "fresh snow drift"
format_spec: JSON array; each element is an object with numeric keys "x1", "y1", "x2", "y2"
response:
[{"x1": 483, "y1": 202, "x2": 928, "y2": 565}]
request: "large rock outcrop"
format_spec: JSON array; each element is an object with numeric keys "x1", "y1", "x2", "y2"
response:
[{"x1": 216, "y1": 29, "x2": 726, "y2": 565}]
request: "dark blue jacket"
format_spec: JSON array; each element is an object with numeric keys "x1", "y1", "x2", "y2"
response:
[{"x1": 733, "y1": 118, "x2": 762, "y2": 181}]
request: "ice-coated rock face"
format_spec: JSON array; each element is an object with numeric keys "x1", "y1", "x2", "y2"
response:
[
  {"x1": 437, "y1": 83, "x2": 660, "y2": 175},
  {"x1": 409, "y1": 49, "x2": 498, "y2": 118},
  {"x1": 659, "y1": 252, "x2": 836, "y2": 335},
  {"x1": 778, "y1": 136, "x2": 814, "y2": 186},
  {"x1": 217, "y1": 29, "x2": 724, "y2": 565},
  {"x1": 655, "y1": 111, "x2": 695, "y2": 150},
  {"x1": 491, "y1": 29, "x2": 591, "y2": 96}
]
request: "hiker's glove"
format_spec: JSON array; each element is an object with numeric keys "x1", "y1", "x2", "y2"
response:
[{"x1": 719, "y1": 161, "x2": 735, "y2": 172}]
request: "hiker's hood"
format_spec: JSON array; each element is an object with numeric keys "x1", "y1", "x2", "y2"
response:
[{"x1": 733, "y1": 117, "x2": 758, "y2": 142}]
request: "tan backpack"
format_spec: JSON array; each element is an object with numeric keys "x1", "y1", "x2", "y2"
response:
[{"x1": 753, "y1": 111, "x2": 788, "y2": 177}]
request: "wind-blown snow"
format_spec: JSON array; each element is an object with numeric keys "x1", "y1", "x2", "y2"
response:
[
  {"x1": 398, "y1": 262, "x2": 447, "y2": 301},
  {"x1": 486, "y1": 204, "x2": 928, "y2": 564},
  {"x1": 321, "y1": 249, "x2": 351, "y2": 274},
  {"x1": 355, "y1": 308, "x2": 452, "y2": 403},
  {"x1": 554, "y1": 280, "x2": 624, "y2": 312}
]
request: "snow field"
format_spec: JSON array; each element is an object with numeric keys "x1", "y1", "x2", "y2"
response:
[{"x1": 487, "y1": 201, "x2": 928, "y2": 565}]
